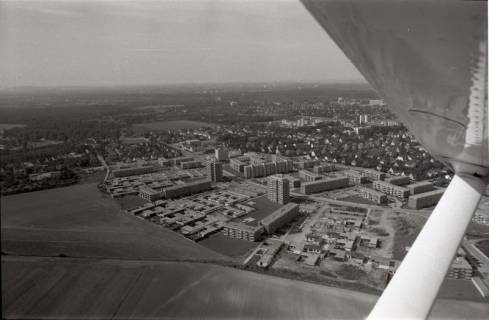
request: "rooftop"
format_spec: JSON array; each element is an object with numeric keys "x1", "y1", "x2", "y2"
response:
[
  {"x1": 409, "y1": 188, "x2": 445, "y2": 199},
  {"x1": 139, "y1": 185, "x2": 160, "y2": 195},
  {"x1": 224, "y1": 221, "x2": 263, "y2": 233},
  {"x1": 233, "y1": 195, "x2": 283, "y2": 226},
  {"x1": 408, "y1": 181, "x2": 433, "y2": 187},
  {"x1": 260, "y1": 202, "x2": 299, "y2": 225},
  {"x1": 302, "y1": 176, "x2": 348, "y2": 186}
]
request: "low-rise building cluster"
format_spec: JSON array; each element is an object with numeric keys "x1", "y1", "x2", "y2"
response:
[
  {"x1": 297, "y1": 207, "x2": 391, "y2": 269},
  {"x1": 128, "y1": 187, "x2": 261, "y2": 241}
]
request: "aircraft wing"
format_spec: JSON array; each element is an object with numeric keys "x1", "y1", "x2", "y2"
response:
[{"x1": 300, "y1": 0, "x2": 488, "y2": 318}]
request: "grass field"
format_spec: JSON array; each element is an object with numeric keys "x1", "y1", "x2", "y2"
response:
[
  {"x1": 476, "y1": 239, "x2": 489, "y2": 257},
  {"x1": 4, "y1": 255, "x2": 488, "y2": 320},
  {"x1": 199, "y1": 233, "x2": 258, "y2": 258},
  {"x1": 133, "y1": 120, "x2": 217, "y2": 131},
  {"x1": 391, "y1": 214, "x2": 427, "y2": 260},
  {"x1": 438, "y1": 279, "x2": 487, "y2": 301},
  {"x1": 1, "y1": 183, "x2": 223, "y2": 261},
  {"x1": 115, "y1": 195, "x2": 148, "y2": 210}
]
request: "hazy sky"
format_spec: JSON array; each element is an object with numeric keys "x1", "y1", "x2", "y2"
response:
[{"x1": 0, "y1": 0, "x2": 364, "y2": 88}]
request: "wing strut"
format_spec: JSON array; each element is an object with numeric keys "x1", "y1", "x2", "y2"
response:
[{"x1": 367, "y1": 174, "x2": 486, "y2": 319}]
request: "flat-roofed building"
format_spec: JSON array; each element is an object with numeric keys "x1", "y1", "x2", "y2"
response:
[
  {"x1": 172, "y1": 156, "x2": 194, "y2": 166},
  {"x1": 295, "y1": 159, "x2": 321, "y2": 169},
  {"x1": 346, "y1": 170, "x2": 368, "y2": 185},
  {"x1": 359, "y1": 187, "x2": 387, "y2": 204},
  {"x1": 299, "y1": 170, "x2": 323, "y2": 182},
  {"x1": 113, "y1": 165, "x2": 156, "y2": 178},
  {"x1": 222, "y1": 221, "x2": 263, "y2": 242},
  {"x1": 260, "y1": 203, "x2": 299, "y2": 234},
  {"x1": 215, "y1": 148, "x2": 228, "y2": 161},
  {"x1": 207, "y1": 161, "x2": 223, "y2": 182},
  {"x1": 300, "y1": 176, "x2": 349, "y2": 194},
  {"x1": 408, "y1": 188, "x2": 445, "y2": 209},
  {"x1": 139, "y1": 185, "x2": 162, "y2": 202},
  {"x1": 267, "y1": 175, "x2": 290, "y2": 204},
  {"x1": 448, "y1": 256, "x2": 473, "y2": 280},
  {"x1": 158, "y1": 158, "x2": 173, "y2": 167},
  {"x1": 373, "y1": 180, "x2": 410, "y2": 199},
  {"x1": 283, "y1": 174, "x2": 301, "y2": 189},
  {"x1": 407, "y1": 181, "x2": 434, "y2": 195},
  {"x1": 163, "y1": 179, "x2": 211, "y2": 199},
  {"x1": 181, "y1": 160, "x2": 202, "y2": 169},
  {"x1": 243, "y1": 161, "x2": 293, "y2": 179},
  {"x1": 243, "y1": 164, "x2": 264, "y2": 178},
  {"x1": 361, "y1": 169, "x2": 385, "y2": 181},
  {"x1": 312, "y1": 164, "x2": 335, "y2": 174},
  {"x1": 230, "y1": 157, "x2": 249, "y2": 173},
  {"x1": 275, "y1": 160, "x2": 294, "y2": 173},
  {"x1": 386, "y1": 175, "x2": 410, "y2": 186}
]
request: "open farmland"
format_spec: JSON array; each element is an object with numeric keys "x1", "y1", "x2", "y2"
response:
[
  {"x1": 3, "y1": 255, "x2": 489, "y2": 320},
  {"x1": 1, "y1": 183, "x2": 223, "y2": 261},
  {"x1": 476, "y1": 239, "x2": 489, "y2": 257},
  {"x1": 199, "y1": 233, "x2": 258, "y2": 258},
  {"x1": 133, "y1": 120, "x2": 217, "y2": 132}
]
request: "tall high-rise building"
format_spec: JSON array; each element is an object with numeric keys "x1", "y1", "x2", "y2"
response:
[
  {"x1": 359, "y1": 114, "x2": 369, "y2": 124},
  {"x1": 215, "y1": 148, "x2": 229, "y2": 161},
  {"x1": 267, "y1": 175, "x2": 290, "y2": 204},
  {"x1": 207, "y1": 161, "x2": 223, "y2": 182}
]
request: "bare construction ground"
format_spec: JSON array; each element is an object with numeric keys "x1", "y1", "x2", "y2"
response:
[{"x1": 3, "y1": 255, "x2": 489, "y2": 320}]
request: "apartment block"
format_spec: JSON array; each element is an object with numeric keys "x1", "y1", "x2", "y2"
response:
[
  {"x1": 346, "y1": 170, "x2": 368, "y2": 185},
  {"x1": 267, "y1": 175, "x2": 290, "y2": 204},
  {"x1": 180, "y1": 160, "x2": 202, "y2": 169},
  {"x1": 163, "y1": 180, "x2": 212, "y2": 199},
  {"x1": 361, "y1": 169, "x2": 386, "y2": 181},
  {"x1": 113, "y1": 165, "x2": 156, "y2": 178},
  {"x1": 260, "y1": 203, "x2": 299, "y2": 234},
  {"x1": 300, "y1": 176, "x2": 349, "y2": 195},
  {"x1": 373, "y1": 180, "x2": 410, "y2": 199},
  {"x1": 407, "y1": 188, "x2": 445, "y2": 209},
  {"x1": 299, "y1": 170, "x2": 323, "y2": 182},
  {"x1": 385, "y1": 175, "x2": 410, "y2": 186},
  {"x1": 207, "y1": 161, "x2": 223, "y2": 182},
  {"x1": 359, "y1": 187, "x2": 387, "y2": 204},
  {"x1": 407, "y1": 181, "x2": 434, "y2": 195},
  {"x1": 222, "y1": 222, "x2": 264, "y2": 242},
  {"x1": 312, "y1": 164, "x2": 335, "y2": 174},
  {"x1": 215, "y1": 148, "x2": 229, "y2": 161}
]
